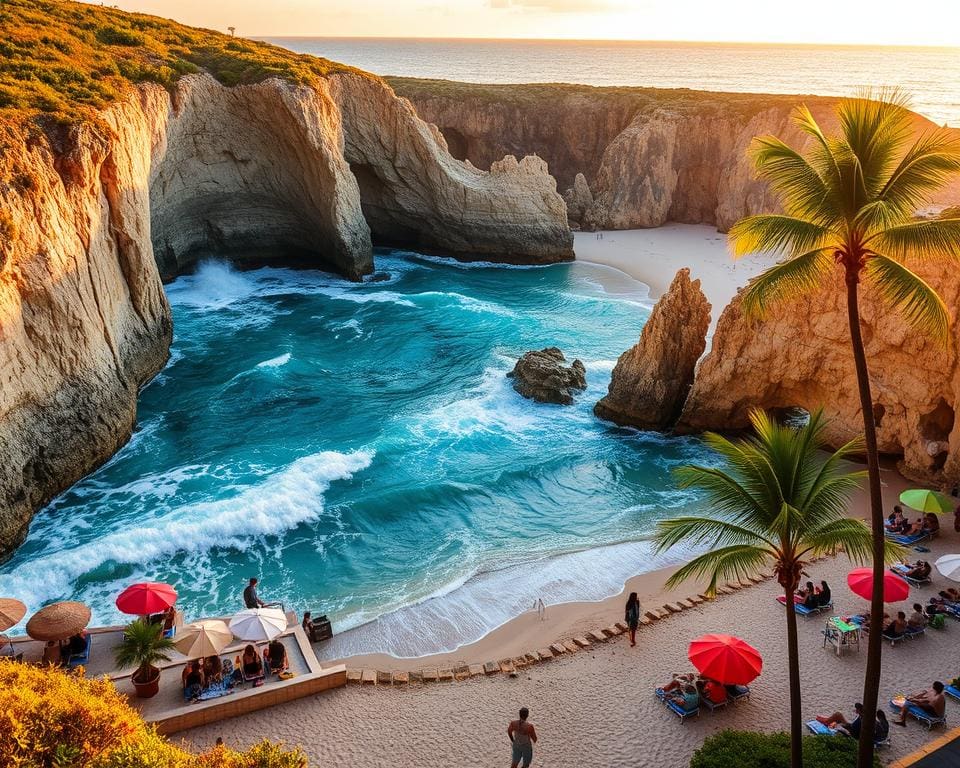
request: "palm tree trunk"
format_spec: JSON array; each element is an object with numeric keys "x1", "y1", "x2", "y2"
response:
[
  {"x1": 784, "y1": 586, "x2": 803, "y2": 768},
  {"x1": 845, "y1": 273, "x2": 884, "y2": 768}
]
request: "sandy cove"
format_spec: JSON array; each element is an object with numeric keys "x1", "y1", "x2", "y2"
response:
[{"x1": 184, "y1": 415, "x2": 957, "y2": 764}]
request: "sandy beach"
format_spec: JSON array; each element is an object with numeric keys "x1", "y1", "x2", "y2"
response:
[
  {"x1": 573, "y1": 224, "x2": 776, "y2": 317},
  {"x1": 184, "y1": 454, "x2": 958, "y2": 766}
]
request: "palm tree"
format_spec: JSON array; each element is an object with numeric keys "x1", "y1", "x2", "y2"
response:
[
  {"x1": 728, "y1": 92, "x2": 960, "y2": 768},
  {"x1": 114, "y1": 618, "x2": 175, "y2": 686},
  {"x1": 653, "y1": 409, "x2": 896, "y2": 768}
]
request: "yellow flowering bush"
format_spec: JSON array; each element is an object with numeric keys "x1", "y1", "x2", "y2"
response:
[{"x1": 0, "y1": 660, "x2": 306, "y2": 768}]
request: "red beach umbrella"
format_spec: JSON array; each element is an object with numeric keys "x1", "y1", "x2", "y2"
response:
[
  {"x1": 688, "y1": 633, "x2": 762, "y2": 686},
  {"x1": 115, "y1": 582, "x2": 178, "y2": 615},
  {"x1": 846, "y1": 568, "x2": 909, "y2": 603}
]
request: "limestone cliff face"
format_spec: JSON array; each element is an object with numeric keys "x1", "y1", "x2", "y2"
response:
[
  {"x1": 392, "y1": 80, "x2": 960, "y2": 231},
  {"x1": 0, "y1": 72, "x2": 572, "y2": 560},
  {"x1": 674, "y1": 265, "x2": 960, "y2": 485},
  {"x1": 594, "y1": 269, "x2": 711, "y2": 430}
]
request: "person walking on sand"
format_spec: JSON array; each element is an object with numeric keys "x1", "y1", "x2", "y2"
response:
[
  {"x1": 625, "y1": 592, "x2": 641, "y2": 647},
  {"x1": 508, "y1": 707, "x2": 538, "y2": 768}
]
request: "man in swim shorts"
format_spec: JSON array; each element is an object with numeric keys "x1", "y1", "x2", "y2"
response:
[{"x1": 508, "y1": 707, "x2": 538, "y2": 768}]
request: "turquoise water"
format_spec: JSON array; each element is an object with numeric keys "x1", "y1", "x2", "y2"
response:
[{"x1": 0, "y1": 251, "x2": 714, "y2": 657}]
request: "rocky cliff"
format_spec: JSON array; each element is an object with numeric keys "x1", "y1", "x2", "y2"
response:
[
  {"x1": 390, "y1": 79, "x2": 960, "y2": 231},
  {"x1": 663, "y1": 259, "x2": 960, "y2": 486},
  {"x1": 595, "y1": 269, "x2": 710, "y2": 430},
  {"x1": 0, "y1": 67, "x2": 572, "y2": 559}
]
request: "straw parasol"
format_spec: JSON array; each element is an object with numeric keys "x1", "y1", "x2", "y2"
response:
[
  {"x1": 25, "y1": 601, "x2": 91, "y2": 641},
  {"x1": 0, "y1": 598, "x2": 27, "y2": 632},
  {"x1": 229, "y1": 608, "x2": 287, "y2": 643},
  {"x1": 174, "y1": 619, "x2": 232, "y2": 659}
]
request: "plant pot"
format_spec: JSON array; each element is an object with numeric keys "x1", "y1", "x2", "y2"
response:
[{"x1": 132, "y1": 666, "x2": 161, "y2": 698}]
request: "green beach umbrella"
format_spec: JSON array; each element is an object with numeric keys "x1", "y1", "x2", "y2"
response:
[{"x1": 899, "y1": 489, "x2": 955, "y2": 514}]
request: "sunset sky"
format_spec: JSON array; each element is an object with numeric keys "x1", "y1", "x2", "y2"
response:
[{"x1": 84, "y1": 0, "x2": 960, "y2": 46}]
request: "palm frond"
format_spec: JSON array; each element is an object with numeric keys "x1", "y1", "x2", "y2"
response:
[
  {"x1": 664, "y1": 545, "x2": 771, "y2": 596},
  {"x1": 740, "y1": 248, "x2": 834, "y2": 319},
  {"x1": 863, "y1": 253, "x2": 951, "y2": 342},
  {"x1": 836, "y1": 93, "x2": 914, "y2": 198},
  {"x1": 748, "y1": 135, "x2": 838, "y2": 224},
  {"x1": 869, "y1": 218, "x2": 960, "y2": 262},
  {"x1": 728, "y1": 215, "x2": 832, "y2": 259},
  {"x1": 878, "y1": 130, "x2": 960, "y2": 216},
  {"x1": 652, "y1": 516, "x2": 774, "y2": 553},
  {"x1": 797, "y1": 517, "x2": 875, "y2": 563}
]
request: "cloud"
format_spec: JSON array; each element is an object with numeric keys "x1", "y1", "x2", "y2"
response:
[{"x1": 489, "y1": 0, "x2": 627, "y2": 11}]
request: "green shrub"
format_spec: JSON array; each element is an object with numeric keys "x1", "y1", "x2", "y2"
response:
[
  {"x1": 689, "y1": 730, "x2": 880, "y2": 768},
  {"x1": 96, "y1": 25, "x2": 144, "y2": 47}
]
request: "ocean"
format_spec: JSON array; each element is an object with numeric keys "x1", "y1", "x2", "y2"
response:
[
  {"x1": 265, "y1": 37, "x2": 960, "y2": 127},
  {"x1": 0, "y1": 253, "x2": 713, "y2": 657}
]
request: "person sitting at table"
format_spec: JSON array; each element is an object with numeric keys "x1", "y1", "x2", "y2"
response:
[
  {"x1": 264, "y1": 639, "x2": 289, "y2": 673},
  {"x1": 182, "y1": 660, "x2": 205, "y2": 700},
  {"x1": 893, "y1": 681, "x2": 946, "y2": 726},
  {"x1": 241, "y1": 644, "x2": 264, "y2": 680},
  {"x1": 908, "y1": 603, "x2": 928, "y2": 630},
  {"x1": 883, "y1": 611, "x2": 908, "y2": 638},
  {"x1": 203, "y1": 654, "x2": 223, "y2": 685},
  {"x1": 817, "y1": 702, "x2": 863, "y2": 736},
  {"x1": 60, "y1": 631, "x2": 88, "y2": 664}
]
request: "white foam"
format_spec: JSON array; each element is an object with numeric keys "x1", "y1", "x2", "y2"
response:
[
  {"x1": 0, "y1": 450, "x2": 374, "y2": 612},
  {"x1": 317, "y1": 538, "x2": 699, "y2": 660},
  {"x1": 256, "y1": 353, "x2": 292, "y2": 369}
]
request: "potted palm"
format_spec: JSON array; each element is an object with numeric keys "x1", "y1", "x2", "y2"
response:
[{"x1": 114, "y1": 618, "x2": 175, "y2": 698}]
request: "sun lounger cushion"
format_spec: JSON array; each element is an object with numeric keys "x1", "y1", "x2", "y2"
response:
[
  {"x1": 806, "y1": 720, "x2": 837, "y2": 736},
  {"x1": 945, "y1": 684, "x2": 960, "y2": 702},
  {"x1": 886, "y1": 532, "x2": 929, "y2": 545},
  {"x1": 655, "y1": 688, "x2": 699, "y2": 721}
]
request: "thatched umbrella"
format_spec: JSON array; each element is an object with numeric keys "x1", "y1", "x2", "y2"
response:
[
  {"x1": 0, "y1": 598, "x2": 26, "y2": 632},
  {"x1": 26, "y1": 601, "x2": 91, "y2": 641}
]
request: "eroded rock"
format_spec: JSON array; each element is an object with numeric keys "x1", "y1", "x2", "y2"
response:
[
  {"x1": 595, "y1": 269, "x2": 711, "y2": 430},
  {"x1": 508, "y1": 348, "x2": 586, "y2": 405}
]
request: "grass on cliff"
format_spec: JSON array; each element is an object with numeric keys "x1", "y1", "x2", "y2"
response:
[{"x1": 0, "y1": 0, "x2": 367, "y2": 123}]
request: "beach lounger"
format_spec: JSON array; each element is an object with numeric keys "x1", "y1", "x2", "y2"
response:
[
  {"x1": 945, "y1": 684, "x2": 960, "y2": 703},
  {"x1": 885, "y1": 531, "x2": 931, "y2": 546},
  {"x1": 881, "y1": 631, "x2": 908, "y2": 646},
  {"x1": 66, "y1": 633, "x2": 91, "y2": 669},
  {"x1": 655, "y1": 688, "x2": 700, "y2": 722},
  {"x1": 776, "y1": 595, "x2": 832, "y2": 617},
  {"x1": 806, "y1": 720, "x2": 838, "y2": 736},
  {"x1": 725, "y1": 684, "x2": 751, "y2": 703},
  {"x1": 904, "y1": 626, "x2": 926, "y2": 640},
  {"x1": 889, "y1": 700, "x2": 947, "y2": 730},
  {"x1": 700, "y1": 694, "x2": 728, "y2": 713},
  {"x1": 891, "y1": 563, "x2": 933, "y2": 587}
]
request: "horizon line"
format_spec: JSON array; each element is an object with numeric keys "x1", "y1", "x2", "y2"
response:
[{"x1": 250, "y1": 34, "x2": 960, "y2": 51}]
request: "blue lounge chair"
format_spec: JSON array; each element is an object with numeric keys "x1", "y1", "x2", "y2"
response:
[
  {"x1": 66, "y1": 634, "x2": 91, "y2": 669},
  {"x1": 806, "y1": 720, "x2": 838, "y2": 736},
  {"x1": 776, "y1": 595, "x2": 832, "y2": 617},
  {"x1": 891, "y1": 563, "x2": 932, "y2": 587},
  {"x1": 886, "y1": 531, "x2": 931, "y2": 546},
  {"x1": 656, "y1": 688, "x2": 700, "y2": 722},
  {"x1": 882, "y1": 631, "x2": 908, "y2": 646},
  {"x1": 904, "y1": 626, "x2": 926, "y2": 640},
  {"x1": 889, "y1": 700, "x2": 947, "y2": 730},
  {"x1": 945, "y1": 684, "x2": 960, "y2": 703},
  {"x1": 726, "y1": 684, "x2": 751, "y2": 703}
]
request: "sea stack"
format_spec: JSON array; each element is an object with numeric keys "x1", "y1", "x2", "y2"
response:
[
  {"x1": 508, "y1": 348, "x2": 587, "y2": 405},
  {"x1": 595, "y1": 268, "x2": 711, "y2": 430}
]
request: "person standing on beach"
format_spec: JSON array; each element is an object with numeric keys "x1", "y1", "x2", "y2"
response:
[
  {"x1": 508, "y1": 707, "x2": 537, "y2": 768},
  {"x1": 625, "y1": 592, "x2": 641, "y2": 647}
]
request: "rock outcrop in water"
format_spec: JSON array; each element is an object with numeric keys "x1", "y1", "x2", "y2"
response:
[
  {"x1": 595, "y1": 269, "x2": 711, "y2": 430},
  {"x1": 0, "y1": 69, "x2": 573, "y2": 560},
  {"x1": 508, "y1": 348, "x2": 587, "y2": 405},
  {"x1": 389, "y1": 79, "x2": 960, "y2": 231}
]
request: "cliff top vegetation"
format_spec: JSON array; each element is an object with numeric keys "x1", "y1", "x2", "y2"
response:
[
  {"x1": 0, "y1": 0, "x2": 368, "y2": 123},
  {"x1": 387, "y1": 77, "x2": 835, "y2": 119}
]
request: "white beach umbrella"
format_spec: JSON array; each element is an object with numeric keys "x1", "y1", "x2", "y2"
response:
[
  {"x1": 174, "y1": 619, "x2": 233, "y2": 658},
  {"x1": 229, "y1": 608, "x2": 287, "y2": 642},
  {"x1": 935, "y1": 554, "x2": 960, "y2": 583}
]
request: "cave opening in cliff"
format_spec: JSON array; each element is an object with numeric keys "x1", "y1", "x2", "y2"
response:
[
  {"x1": 919, "y1": 398, "x2": 955, "y2": 471},
  {"x1": 348, "y1": 163, "x2": 421, "y2": 248},
  {"x1": 769, "y1": 406, "x2": 810, "y2": 429},
  {"x1": 438, "y1": 127, "x2": 470, "y2": 162}
]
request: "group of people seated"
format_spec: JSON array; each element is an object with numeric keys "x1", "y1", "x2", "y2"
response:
[
  {"x1": 897, "y1": 559, "x2": 933, "y2": 581},
  {"x1": 885, "y1": 506, "x2": 939, "y2": 538},
  {"x1": 658, "y1": 671, "x2": 744, "y2": 711},
  {"x1": 181, "y1": 641, "x2": 290, "y2": 701},
  {"x1": 797, "y1": 580, "x2": 831, "y2": 610},
  {"x1": 816, "y1": 702, "x2": 890, "y2": 742}
]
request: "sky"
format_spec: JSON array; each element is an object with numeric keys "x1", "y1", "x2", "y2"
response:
[{"x1": 85, "y1": 0, "x2": 960, "y2": 46}]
